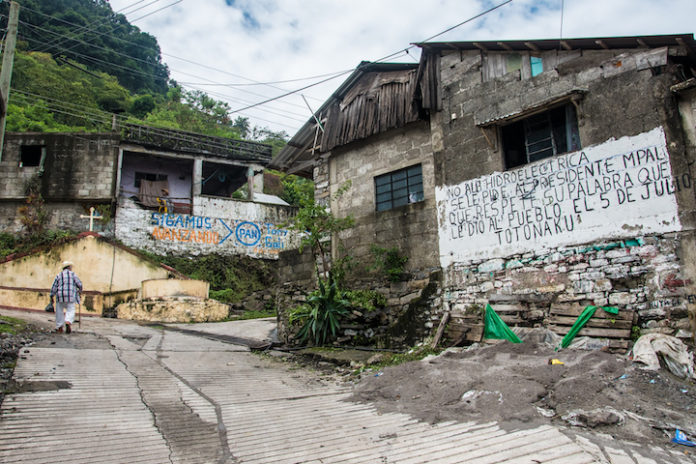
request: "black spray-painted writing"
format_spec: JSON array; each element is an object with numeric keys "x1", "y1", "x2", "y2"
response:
[{"x1": 446, "y1": 143, "x2": 686, "y2": 246}]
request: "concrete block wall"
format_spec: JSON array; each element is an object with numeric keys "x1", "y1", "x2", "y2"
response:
[
  {"x1": 1, "y1": 133, "x2": 118, "y2": 200},
  {"x1": 115, "y1": 198, "x2": 300, "y2": 259},
  {"x1": 429, "y1": 45, "x2": 696, "y2": 342},
  {"x1": 0, "y1": 133, "x2": 118, "y2": 234},
  {"x1": 328, "y1": 121, "x2": 440, "y2": 274}
]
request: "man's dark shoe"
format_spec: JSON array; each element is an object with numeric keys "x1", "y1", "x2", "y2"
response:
[
  {"x1": 56, "y1": 327, "x2": 63, "y2": 334},
  {"x1": 65, "y1": 322, "x2": 71, "y2": 334}
]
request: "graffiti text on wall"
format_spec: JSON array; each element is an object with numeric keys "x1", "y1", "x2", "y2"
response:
[
  {"x1": 150, "y1": 213, "x2": 289, "y2": 254},
  {"x1": 436, "y1": 127, "x2": 683, "y2": 266}
]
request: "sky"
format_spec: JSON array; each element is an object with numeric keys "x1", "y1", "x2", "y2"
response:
[{"x1": 106, "y1": 0, "x2": 696, "y2": 138}]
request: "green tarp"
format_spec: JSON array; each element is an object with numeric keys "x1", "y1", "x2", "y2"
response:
[
  {"x1": 558, "y1": 305, "x2": 619, "y2": 349},
  {"x1": 483, "y1": 304, "x2": 522, "y2": 343}
]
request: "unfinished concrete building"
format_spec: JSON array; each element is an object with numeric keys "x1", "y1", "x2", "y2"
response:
[
  {"x1": 0, "y1": 124, "x2": 298, "y2": 259},
  {"x1": 273, "y1": 34, "x2": 696, "y2": 348}
]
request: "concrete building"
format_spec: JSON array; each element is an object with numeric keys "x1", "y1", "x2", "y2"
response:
[
  {"x1": 272, "y1": 34, "x2": 696, "y2": 347},
  {"x1": 0, "y1": 124, "x2": 298, "y2": 259}
]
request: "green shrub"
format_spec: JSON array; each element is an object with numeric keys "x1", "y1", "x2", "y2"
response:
[
  {"x1": 370, "y1": 245, "x2": 408, "y2": 282},
  {"x1": 289, "y1": 275, "x2": 349, "y2": 346}
]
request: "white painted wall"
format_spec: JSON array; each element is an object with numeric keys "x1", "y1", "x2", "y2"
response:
[
  {"x1": 115, "y1": 197, "x2": 299, "y2": 259},
  {"x1": 436, "y1": 127, "x2": 682, "y2": 267}
]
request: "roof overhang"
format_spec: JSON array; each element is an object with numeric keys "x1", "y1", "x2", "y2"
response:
[
  {"x1": 414, "y1": 33, "x2": 696, "y2": 55},
  {"x1": 270, "y1": 62, "x2": 419, "y2": 177}
]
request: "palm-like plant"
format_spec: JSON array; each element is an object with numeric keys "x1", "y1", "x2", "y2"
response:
[{"x1": 290, "y1": 273, "x2": 350, "y2": 346}]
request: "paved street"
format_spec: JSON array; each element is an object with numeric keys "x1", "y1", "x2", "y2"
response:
[{"x1": 0, "y1": 310, "x2": 694, "y2": 464}]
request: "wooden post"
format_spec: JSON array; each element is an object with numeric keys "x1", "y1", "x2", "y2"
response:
[
  {"x1": 431, "y1": 311, "x2": 451, "y2": 348},
  {"x1": 0, "y1": 1, "x2": 20, "y2": 162}
]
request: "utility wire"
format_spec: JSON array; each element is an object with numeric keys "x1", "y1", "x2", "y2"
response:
[
  {"x1": 231, "y1": 0, "x2": 515, "y2": 114},
  {"x1": 15, "y1": 2, "x2": 326, "y2": 105},
  {"x1": 15, "y1": 32, "x2": 305, "y2": 130},
  {"x1": 11, "y1": 88, "x2": 300, "y2": 132},
  {"x1": 228, "y1": 70, "x2": 353, "y2": 115},
  {"x1": 177, "y1": 68, "x2": 355, "y2": 87},
  {"x1": 17, "y1": 19, "x2": 319, "y2": 114},
  {"x1": 35, "y1": 0, "x2": 163, "y2": 54},
  {"x1": 129, "y1": 0, "x2": 183, "y2": 23},
  {"x1": 372, "y1": 0, "x2": 514, "y2": 64}
]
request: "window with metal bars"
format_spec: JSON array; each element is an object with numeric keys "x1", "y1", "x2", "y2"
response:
[
  {"x1": 501, "y1": 104, "x2": 580, "y2": 169},
  {"x1": 375, "y1": 164, "x2": 424, "y2": 212}
]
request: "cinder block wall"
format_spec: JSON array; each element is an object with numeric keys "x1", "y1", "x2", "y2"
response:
[
  {"x1": 432, "y1": 46, "x2": 696, "y2": 339},
  {"x1": 0, "y1": 132, "x2": 118, "y2": 233},
  {"x1": 327, "y1": 121, "x2": 440, "y2": 276}
]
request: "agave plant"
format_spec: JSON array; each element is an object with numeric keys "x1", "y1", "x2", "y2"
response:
[{"x1": 290, "y1": 273, "x2": 350, "y2": 346}]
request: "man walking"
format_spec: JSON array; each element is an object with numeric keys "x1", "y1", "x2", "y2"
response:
[{"x1": 50, "y1": 261, "x2": 82, "y2": 334}]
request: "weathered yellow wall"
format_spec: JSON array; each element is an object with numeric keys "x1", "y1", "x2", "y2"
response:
[
  {"x1": 0, "y1": 234, "x2": 173, "y2": 315},
  {"x1": 0, "y1": 287, "x2": 138, "y2": 315},
  {"x1": 141, "y1": 279, "x2": 209, "y2": 299},
  {"x1": 0, "y1": 235, "x2": 170, "y2": 292},
  {"x1": 116, "y1": 298, "x2": 228, "y2": 322}
]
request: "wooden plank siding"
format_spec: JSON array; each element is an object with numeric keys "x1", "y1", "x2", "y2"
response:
[{"x1": 322, "y1": 70, "x2": 423, "y2": 151}]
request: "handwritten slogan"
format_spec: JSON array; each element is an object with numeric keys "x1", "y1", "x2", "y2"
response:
[
  {"x1": 436, "y1": 127, "x2": 683, "y2": 267},
  {"x1": 150, "y1": 213, "x2": 290, "y2": 256}
]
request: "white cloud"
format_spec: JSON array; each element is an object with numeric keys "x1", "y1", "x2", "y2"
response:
[{"x1": 107, "y1": 0, "x2": 696, "y2": 135}]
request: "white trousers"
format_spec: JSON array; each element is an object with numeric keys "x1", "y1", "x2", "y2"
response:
[{"x1": 55, "y1": 302, "x2": 76, "y2": 329}]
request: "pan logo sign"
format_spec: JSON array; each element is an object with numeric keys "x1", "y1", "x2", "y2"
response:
[
  {"x1": 235, "y1": 221, "x2": 261, "y2": 246},
  {"x1": 149, "y1": 212, "x2": 290, "y2": 255}
]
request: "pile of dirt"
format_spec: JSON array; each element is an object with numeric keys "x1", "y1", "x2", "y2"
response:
[{"x1": 349, "y1": 329, "x2": 696, "y2": 445}]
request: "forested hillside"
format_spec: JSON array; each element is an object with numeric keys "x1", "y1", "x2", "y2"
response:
[{"x1": 0, "y1": 0, "x2": 288, "y2": 152}]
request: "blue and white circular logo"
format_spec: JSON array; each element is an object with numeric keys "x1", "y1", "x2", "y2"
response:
[{"x1": 235, "y1": 221, "x2": 261, "y2": 246}]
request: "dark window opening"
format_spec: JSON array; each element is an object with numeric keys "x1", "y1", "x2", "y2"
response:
[
  {"x1": 20, "y1": 145, "x2": 43, "y2": 167},
  {"x1": 375, "y1": 164, "x2": 424, "y2": 212},
  {"x1": 134, "y1": 171, "x2": 167, "y2": 188},
  {"x1": 201, "y1": 162, "x2": 248, "y2": 198},
  {"x1": 502, "y1": 104, "x2": 580, "y2": 169}
]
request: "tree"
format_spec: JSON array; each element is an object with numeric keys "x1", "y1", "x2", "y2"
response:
[
  {"x1": 232, "y1": 116, "x2": 250, "y2": 138},
  {"x1": 287, "y1": 182, "x2": 355, "y2": 345},
  {"x1": 0, "y1": 0, "x2": 170, "y2": 94},
  {"x1": 130, "y1": 94, "x2": 156, "y2": 118},
  {"x1": 251, "y1": 126, "x2": 289, "y2": 156},
  {"x1": 289, "y1": 182, "x2": 354, "y2": 280}
]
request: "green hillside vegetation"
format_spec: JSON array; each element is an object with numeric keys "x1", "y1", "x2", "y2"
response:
[
  {"x1": 1, "y1": 0, "x2": 168, "y2": 95},
  {"x1": 1, "y1": 0, "x2": 312, "y2": 209},
  {"x1": 0, "y1": 0, "x2": 292, "y2": 150},
  {"x1": 7, "y1": 47, "x2": 251, "y2": 140}
]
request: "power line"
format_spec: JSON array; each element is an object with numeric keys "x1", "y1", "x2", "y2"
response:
[
  {"x1": 230, "y1": 0, "x2": 516, "y2": 114},
  {"x1": 35, "y1": 0, "x2": 163, "y2": 54},
  {"x1": 228, "y1": 70, "x2": 353, "y2": 115},
  {"x1": 16, "y1": 17, "x2": 322, "y2": 114},
  {"x1": 21, "y1": 25, "x2": 312, "y2": 119},
  {"x1": 373, "y1": 0, "x2": 514, "y2": 63},
  {"x1": 177, "y1": 68, "x2": 355, "y2": 87},
  {"x1": 129, "y1": 0, "x2": 183, "y2": 23},
  {"x1": 14, "y1": 2, "x2": 326, "y2": 105},
  {"x1": 10, "y1": 88, "x2": 301, "y2": 132}
]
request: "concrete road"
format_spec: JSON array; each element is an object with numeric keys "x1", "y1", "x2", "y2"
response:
[{"x1": 0, "y1": 310, "x2": 693, "y2": 464}]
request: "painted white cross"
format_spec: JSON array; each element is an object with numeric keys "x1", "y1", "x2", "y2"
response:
[{"x1": 80, "y1": 207, "x2": 102, "y2": 232}]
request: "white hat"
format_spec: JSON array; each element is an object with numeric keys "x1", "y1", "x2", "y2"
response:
[{"x1": 62, "y1": 261, "x2": 74, "y2": 269}]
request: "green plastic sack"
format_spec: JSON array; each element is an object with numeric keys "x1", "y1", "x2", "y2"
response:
[
  {"x1": 559, "y1": 305, "x2": 619, "y2": 349},
  {"x1": 483, "y1": 304, "x2": 522, "y2": 343}
]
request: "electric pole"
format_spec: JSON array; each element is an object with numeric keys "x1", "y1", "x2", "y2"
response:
[{"x1": 0, "y1": 1, "x2": 20, "y2": 162}]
